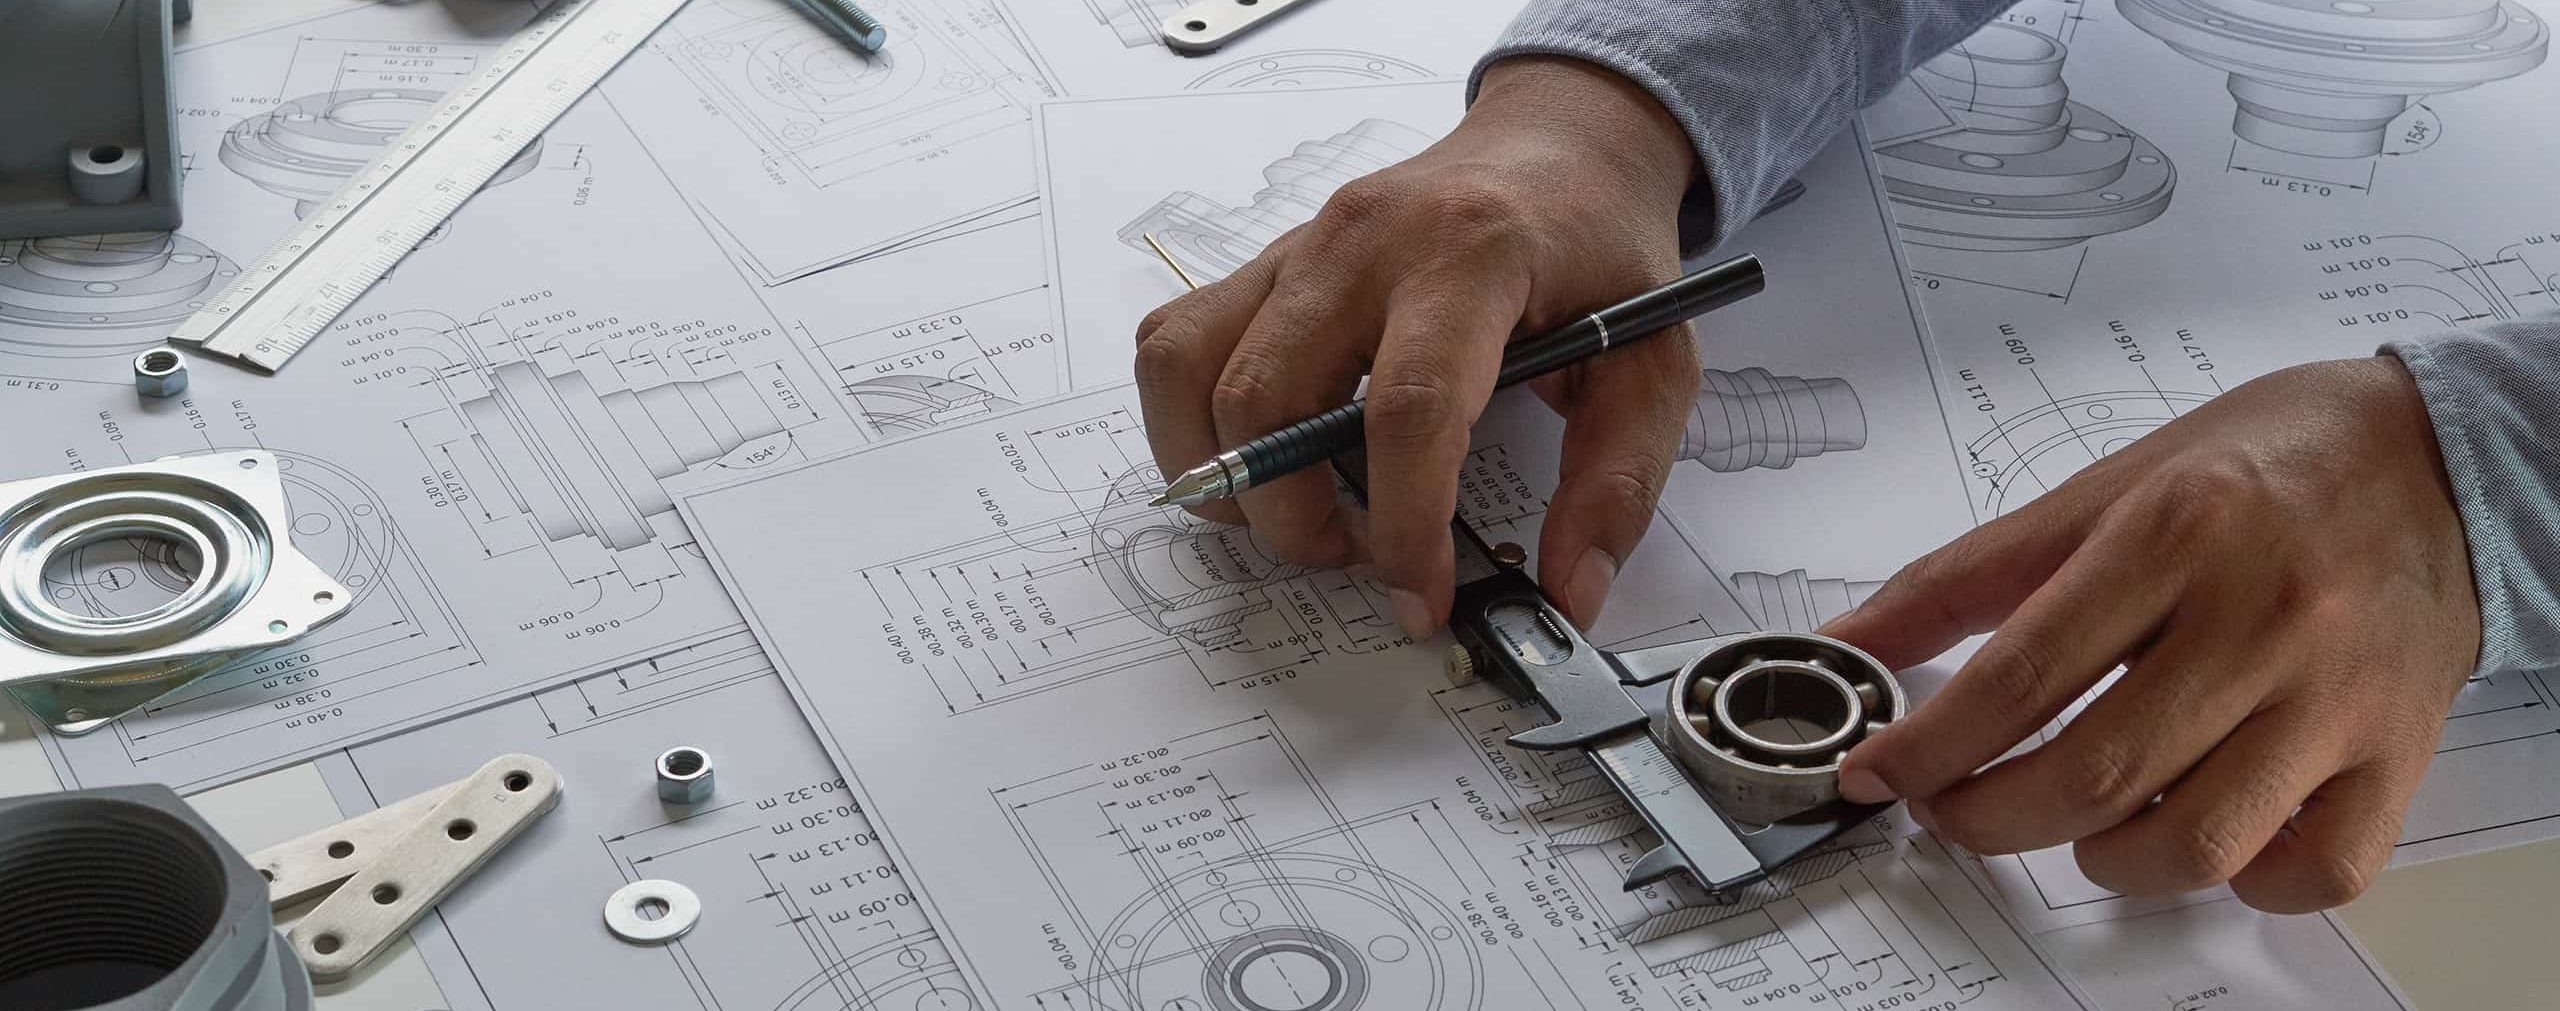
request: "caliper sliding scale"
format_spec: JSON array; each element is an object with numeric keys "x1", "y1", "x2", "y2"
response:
[{"x1": 1441, "y1": 518, "x2": 1893, "y2": 894}]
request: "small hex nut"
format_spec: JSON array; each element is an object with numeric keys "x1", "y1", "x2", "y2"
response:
[
  {"x1": 656, "y1": 746, "x2": 714, "y2": 805},
  {"x1": 135, "y1": 347, "x2": 189, "y2": 398}
]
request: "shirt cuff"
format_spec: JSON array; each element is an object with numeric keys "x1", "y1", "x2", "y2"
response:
[{"x1": 2383, "y1": 322, "x2": 2560, "y2": 674}]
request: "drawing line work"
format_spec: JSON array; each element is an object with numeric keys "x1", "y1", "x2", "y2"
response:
[
  {"x1": 1083, "y1": 0, "x2": 1183, "y2": 47},
  {"x1": 1188, "y1": 49, "x2": 1435, "y2": 89},
  {"x1": 0, "y1": 233, "x2": 241, "y2": 358},
  {"x1": 1679, "y1": 368, "x2": 1868, "y2": 471},
  {"x1": 222, "y1": 89, "x2": 545, "y2": 217},
  {"x1": 2121, "y1": 0, "x2": 2548, "y2": 158},
  {"x1": 1873, "y1": 24, "x2": 2175, "y2": 252},
  {"x1": 335, "y1": 659, "x2": 981, "y2": 1011},
  {"x1": 1119, "y1": 119, "x2": 1434, "y2": 283},
  {"x1": 1003, "y1": 721, "x2": 1486, "y2": 1011}
]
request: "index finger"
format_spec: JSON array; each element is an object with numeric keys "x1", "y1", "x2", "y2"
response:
[{"x1": 1361, "y1": 264, "x2": 1530, "y2": 636}]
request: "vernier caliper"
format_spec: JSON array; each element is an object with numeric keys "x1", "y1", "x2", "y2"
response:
[{"x1": 1438, "y1": 512, "x2": 1908, "y2": 893}]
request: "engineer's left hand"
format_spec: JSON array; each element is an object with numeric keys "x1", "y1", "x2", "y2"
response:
[{"x1": 1823, "y1": 355, "x2": 2481, "y2": 913}]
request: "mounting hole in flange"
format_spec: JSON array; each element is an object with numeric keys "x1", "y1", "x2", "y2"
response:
[
  {"x1": 446, "y1": 819, "x2": 476, "y2": 841},
  {"x1": 327, "y1": 840, "x2": 354, "y2": 859},
  {"x1": 312, "y1": 933, "x2": 342, "y2": 955},
  {"x1": 371, "y1": 883, "x2": 401, "y2": 905},
  {"x1": 503, "y1": 770, "x2": 533, "y2": 792},
  {"x1": 269, "y1": 619, "x2": 289, "y2": 633},
  {"x1": 1185, "y1": 19, "x2": 1207, "y2": 30}
]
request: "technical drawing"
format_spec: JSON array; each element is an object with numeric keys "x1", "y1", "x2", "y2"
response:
[
  {"x1": 423, "y1": 342, "x2": 812, "y2": 586},
  {"x1": 1729, "y1": 569, "x2": 1881, "y2": 632},
  {"x1": 1873, "y1": 25, "x2": 2175, "y2": 253},
  {"x1": 1120, "y1": 119, "x2": 1434, "y2": 283},
  {"x1": 1188, "y1": 49, "x2": 1434, "y2": 89},
  {"x1": 58, "y1": 448, "x2": 475, "y2": 785},
  {"x1": 843, "y1": 374, "x2": 1017, "y2": 434},
  {"x1": 2121, "y1": 0, "x2": 2549, "y2": 159},
  {"x1": 0, "y1": 233, "x2": 240, "y2": 358},
  {"x1": 1084, "y1": 0, "x2": 1181, "y2": 47},
  {"x1": 1002, "y1": 717, "x2": 1489, "y2": 1011},
  {"x1": 661, "y1": 3, "x2": 1040, "y2": 188},
  {"x1": 2308, "y1": 229, "x2": 2560, "y2": 334},
  {"x1": 338, "y1": 664, "x2": 980, "y2": 1011},
  {"x1": 1966, "y1": 390, "x2": 2210, "y2": 515},
  {"x1": 1091, "y1": 465, "x2": 1314, "y2": 648},
  {"x1": 221, "y1": 89, "x2": 544, "y2": 216},
  {"x1": 1679, "y1": 368, "x2": 1867, "y2": 471}
]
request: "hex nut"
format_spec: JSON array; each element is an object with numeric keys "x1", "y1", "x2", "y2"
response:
[
  {"x1": 134, "y1": 347, "x2": 189, "y2": 398},
  {"x1": 655, "y1": 746, "x2": 714, "y2": 805}
]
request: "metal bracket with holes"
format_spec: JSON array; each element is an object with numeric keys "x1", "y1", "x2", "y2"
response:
[
  {"x1": 0, "y1": 451, "x2": 353, "y2": 735},
  {"x1": 250, "y1": 754, "x2": 562, "y2": 983},
  {"x1": 1159, "y1": 0, "x2": 1323, "y2": 53}
]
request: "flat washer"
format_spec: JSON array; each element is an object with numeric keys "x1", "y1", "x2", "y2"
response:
[{"x1": 603, "y1": 879, "x2": 702, "y2": 944}]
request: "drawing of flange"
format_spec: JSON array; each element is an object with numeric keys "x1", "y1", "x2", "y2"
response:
[
  {"x1": 1876, "y1": 25, "x2": 2175, "y2": 252},
  {"x1": 1967, "y1": 390, "x2": 2211, "y2": 514},
  {"x1": 2121, "y1": 0, "x2": 2548, "y2": 157},
  {"x1": 1090, "y1": 465, "x2": 1305, "y2": 649},
  {"x1": 221, "y1": 89, "x2": 543, "y2": 215},
  {"x1": 0, "y1": 233, "x2": 240, "y2": 357},
  {"x1": 1121, "y1": 119, "x2": 1435, "y2": 283},
  {"x1": 1080, "y1": 853, "x2": 1479, "y2": 1011},
  {"x1": 1678, "y1": 368, "x2": 1867, "y2": 471},
  {"x1": 1188, "y1": 50, "x2": 1433, "y2": 89},
  {"x1": 843, "y1": 375, "x2": 1015, "y2": 435}
]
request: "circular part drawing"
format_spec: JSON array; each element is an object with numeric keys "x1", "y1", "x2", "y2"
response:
[
  {"x1": 2121, "y1": 0, "x2": 2549, "y2": 158},
  {"x1": 221, "y1": 89, "x2": 544, "y2": 216},
  {"x1": 36, "y1": 450, "x2": 394, "y2": 624},
  {"x1": 1188, "y1": 49, "x2": 1433, "y2": 90},
  {"x1": 1120, "y1": 119, "x2": 1434, "y2": 283},
  {"x1": 603, "y1": 879, "x2": 702, "y2": 944},
  {"x1": 844, "y1": 375, "x2": 1016, "y2": 435},
  {"x1": 1877, "y1": 25, "x2": 2176, "y2": 252},
  {"x1": 1967, "y1": 390, "x2": 2212, "y2": 514},
  {"x1": 1089, "y1": 465, "x2": 1305, "y2": 649},
  {"x1": 1678, "y1": 367, "x2": 1867, "y2": 471},
  {"x1": 771, "y1": 941, "x2": 976, "y2": 1011},
  {"x1": 0, "y1": 233, "x2": 240, "y2": 357},
  {"x1": 1081, "y1": 853, "x2": 1479, "y2": 1011}
]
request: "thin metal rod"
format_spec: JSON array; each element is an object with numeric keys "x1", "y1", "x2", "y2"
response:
[{"x1": 1143, "y1": 233, "x2": 1200, "y2": 291}]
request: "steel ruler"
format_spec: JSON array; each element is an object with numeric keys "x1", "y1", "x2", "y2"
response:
[{"x1": 172, "y1": 0, "x2": 693, "y2": 372}]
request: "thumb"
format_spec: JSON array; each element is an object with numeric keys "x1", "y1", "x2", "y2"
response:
[{"x1": 1534, "y1": 330, "x2": 1699, "y2": 628}]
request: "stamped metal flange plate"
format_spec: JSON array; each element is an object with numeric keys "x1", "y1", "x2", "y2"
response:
[{"x1": 0, "y1": 451, "x2": 351, "y2": 734}]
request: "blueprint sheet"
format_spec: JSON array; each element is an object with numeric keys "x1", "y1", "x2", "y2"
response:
[
  {"x1": 1859, "y1": 0, "x2": 2560, "y2": 935},
  {"x1": 599, "y1": 0, "x2": 1531, "y2": 283},
  {"x1": 687, "y1": 92, "x2": 2085, "y2": 1009},
  {"x1": 2, "y1": 0, "x2": 1090, "y2": 793}
]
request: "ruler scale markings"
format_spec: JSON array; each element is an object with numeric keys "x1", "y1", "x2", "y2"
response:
[{"x1": 174, "y1": 0, "x2": 691, "y2": 372}]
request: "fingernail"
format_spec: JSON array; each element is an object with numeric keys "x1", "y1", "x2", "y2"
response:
[
  {"x1": 1388, "y1": 587, "x2": 1436, "y2": 639},
  {"x1": 1839, "y1": 766, "x2": 1896, "y2": 805},
  {"x1": 1564, "y1": 548, "x2": 1619, "y2": 629}
]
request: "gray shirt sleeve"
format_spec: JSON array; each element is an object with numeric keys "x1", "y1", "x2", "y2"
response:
[
  {"x1": 1473, "y1": 1, "x2": 2560, "y2": 673},
  {"x1": 2387, "y1": 324, "x2": 2560, "y2": 674},
  {"x1": 1469, "y1": 0, "x2": 2017, "y2": 253}
]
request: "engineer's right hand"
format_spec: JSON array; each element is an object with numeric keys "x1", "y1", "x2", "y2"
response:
[{"x1": 1133, "y1": 56, "x2": 1705, "y2": 638}]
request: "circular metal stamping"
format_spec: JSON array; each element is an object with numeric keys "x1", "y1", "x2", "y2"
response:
[
  {"x1": 0, "y1": 479, "x2": 270, "y2": 657},
  {"x1": 1658, "y1": 632, "x2": 1905, "y2": 824},
  {"x1": 604, "y1": 879, "x2": 702, "y2": 944}
]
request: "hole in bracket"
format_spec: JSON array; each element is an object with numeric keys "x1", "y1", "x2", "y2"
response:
[
  {"x1": 1185, "y1": 18, "x2": 1207, "y2": 30},
  {"x1": 327, "y1": 840, "x2": 354, "y2": 859},
  {"x1": 312, "y1": 933, "x2": 342, "y2": 955},
  {"x1": 446, "y1": 819, "x2": 476, "y2": 841},
  {"x1": 503, "y1": 771, "x2": 533, "y2": 792},
  {"x1": 371, "y1": 883, "x2": 401, "y2": 905}
]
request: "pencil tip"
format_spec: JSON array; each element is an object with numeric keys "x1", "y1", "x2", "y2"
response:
[{"x1": 1147, "y1": 493, "x2": 1172, "y2": 507}]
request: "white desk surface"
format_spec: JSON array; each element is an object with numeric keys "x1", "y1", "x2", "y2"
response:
[{"x1": 0, "y1": 2, "x2": 2547, "y2": 1008}]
